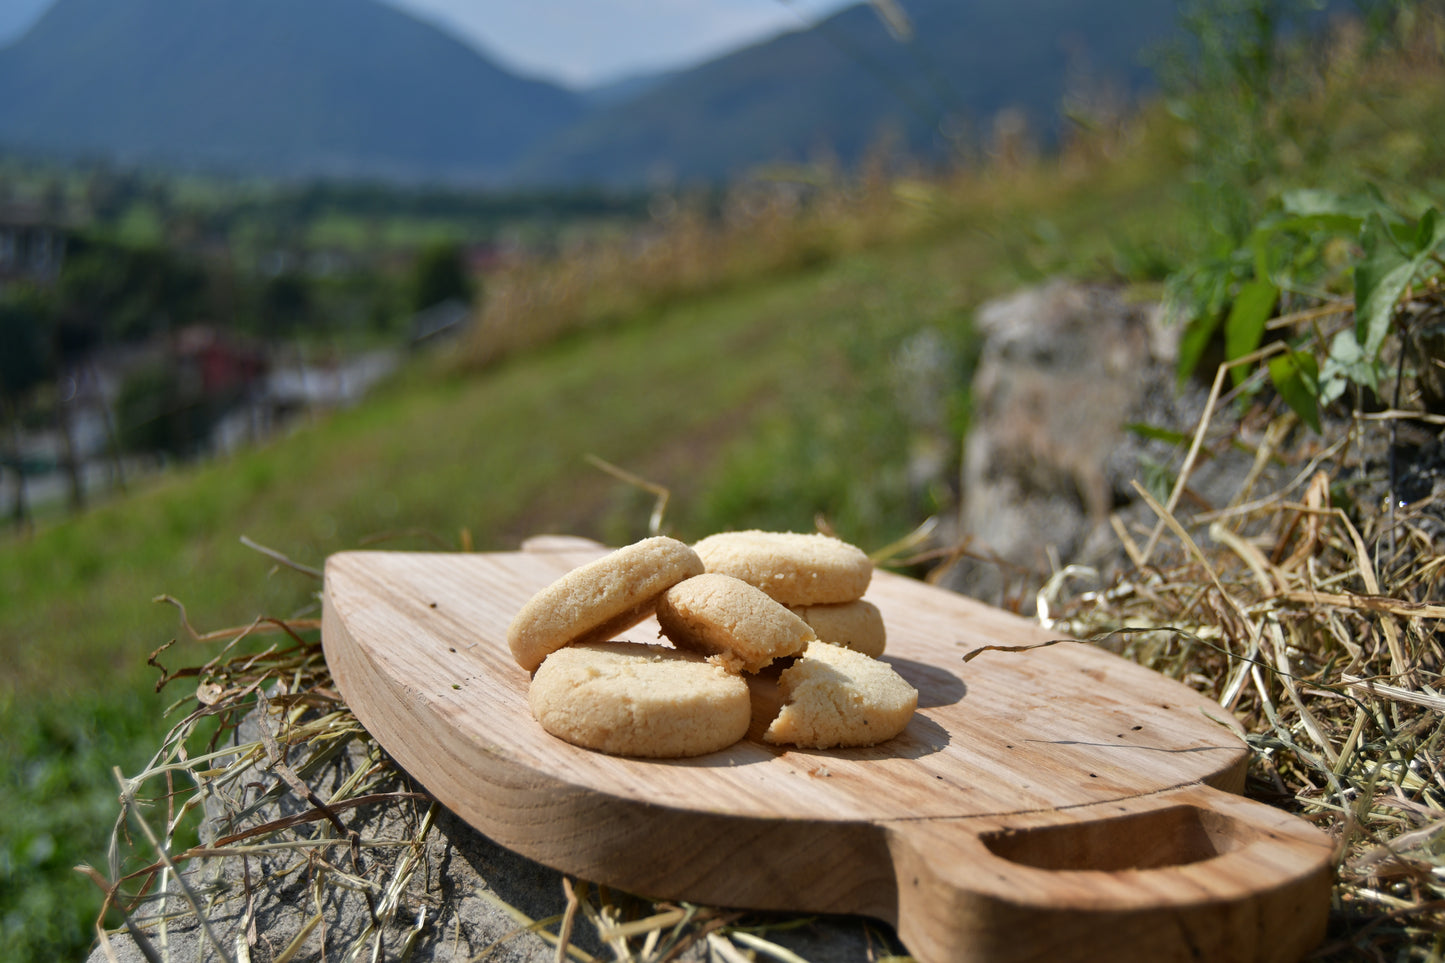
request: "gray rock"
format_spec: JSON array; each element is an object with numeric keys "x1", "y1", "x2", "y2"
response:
[
  {"x1": 932, "y1": 277, "x2": 1317, "y2": 615},
  {"x1": 933, "y1": 280, "x2": 1170, "y2": 609}
]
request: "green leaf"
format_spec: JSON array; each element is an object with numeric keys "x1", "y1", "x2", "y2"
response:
[
  {"x1": 1125, "y1": 422, "x2": 1192, "y2": 446},
  {"x1": 1413, "y1": 206, "x2": 1445, "y2": 257},
  {"x1": 1321, "y1": 328, "x2": 1381, "y2": 399},
  {"x1": 1248, "y1": 229, "x2": 1273, "y2": 280},
  {"x1": 1355, "y1": 213, "x2": 1414, "y2": 358},
  {"x1": 1281, "y1": 188, "x2": 1377, "y2": 221},
  {"x1": 1270, "y1": 212, "x2": 1363, "y2": 238},
  {"x1": 1276, "y1": 189, "x2": 1368, "y2": 236},
  {"x1": 1176, "y1": 310, "x2": 1223, "y2": 386},
  {"x1": 1268, "y1": 351, "x2": 1321, "y2": 432},
  {"x1": 1355, "y1": 208, "x2": 1445, "y2": 359},
  {"x1": 1224, "y1": 279, "x2": 1278, "y2": 386}
]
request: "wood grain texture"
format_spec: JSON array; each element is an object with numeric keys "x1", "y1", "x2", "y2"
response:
[{"x1": 321, "y1": 545, "x2": 1334, "y2": 963}]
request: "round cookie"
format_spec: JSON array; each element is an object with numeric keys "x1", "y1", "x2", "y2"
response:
[
  {"x1": 506, "y1": 536, "x2": 705, "y2": 671},
  {"x1": 692, "y1": 531, "x2": 872, "y2": 605},
  {"x1": 788, "y1": 599, "x2": 886, "y2": 658},
  {"x1": 764, "y1": 641, "x2": 917, "y2": 749},
  {"x1": 656, "y1": 573, "x2": 816, "y2": 674},
  {"x1": 528, "y1": 642, "x2": 751, "y2": 758}
]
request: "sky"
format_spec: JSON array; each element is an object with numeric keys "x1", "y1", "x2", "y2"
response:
[
  {"x1": 384, "y1": 0, "x2": 857, "y2": 86},
  {"x1": 0, "y1": 0, "x2": 858, "y2": 88}
]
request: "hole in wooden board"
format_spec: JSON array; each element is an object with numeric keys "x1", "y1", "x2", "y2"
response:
[{"x1": 981, "y1": 805, "x2": 1254, "y2": 872}]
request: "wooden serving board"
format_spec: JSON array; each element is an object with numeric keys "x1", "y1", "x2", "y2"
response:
[{"x1": 321, "y1": 539, "x2": 1335, "y2": 963}]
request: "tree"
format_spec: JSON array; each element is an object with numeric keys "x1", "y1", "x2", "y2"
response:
[
  {"x1": 0, "y1": 288, "x2": 55, "y2": 529},
  {"x1": 260, "y1": 270, "x2": 313, "y2": 338},
  {"x1": 0, "y1": 288, "x2": 51, "y2": 401},
  {"x1": 409, "y1": 240, "x2": 475, "y2": 313},
  {"x1": 56, "y1": 240, "x2": 209, "y2": 346},
  {"x1": 115, "y1": 361, "x2": 213, "y2": 457}
]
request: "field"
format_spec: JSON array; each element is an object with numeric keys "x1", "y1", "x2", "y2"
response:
[{"x1": 6, "y1": 5, "x2": 1445, "y2": 958}]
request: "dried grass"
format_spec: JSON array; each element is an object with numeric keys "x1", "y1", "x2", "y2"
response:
[
  {"x1": 1040, "y1": 331, "x2": 1445, "y2": 960},
  {"x1": 455, "y1": 169, "x2": 916, "y2": 371},
  {"x1": 450, "y1": 126, "x2": 1129, "y2": 377}
]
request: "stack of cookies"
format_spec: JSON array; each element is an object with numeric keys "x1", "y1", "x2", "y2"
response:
[{"x1": 506, "y1": 532, "x2": 918, "y2": 759}]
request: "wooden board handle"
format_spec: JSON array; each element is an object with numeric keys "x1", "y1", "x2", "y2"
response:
[{"x1": 887, "y1": 785, "x2": 1335, "y2": 963}]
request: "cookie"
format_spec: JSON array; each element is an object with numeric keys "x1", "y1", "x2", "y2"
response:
[
  {"x1": 506, "y1": 536, "x2": 705, "y2": 671},
  {"x1": 528, "y1": 642, "x2": 751, "y2": 757},
  {"x1": 692, "y1": 531, "x2": 872, "y2": 605},
  {"x1": 788, "y1": 599, "x2": 886, "y2": 658},
  {"x1": 656, "y1": 573, "x2": 816, "y2": 674},
  {"x1": 763, "y1": 641, "x2": 917, "y2": 749}
]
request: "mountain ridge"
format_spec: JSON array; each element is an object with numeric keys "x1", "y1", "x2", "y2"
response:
[
  {"x1": 0, "y1": 0, "x2": 586, "y2": 183},
  {"x1": 515, "y1": 0, "x2": 1186, "y2": 187},
  {"x1": 0, "y1": 0, "x2": 1191, "y2": 187}
]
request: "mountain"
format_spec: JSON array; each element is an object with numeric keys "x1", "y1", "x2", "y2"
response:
[
  {"x1": 579, "y1": 69, "x2": 682, "y2": 111},
  {"x1": 515, "y1": 0, "x2": 1186, "y2": 187},
  {"x1": 0, "y1": 0, "x2": 586, "y2": 183}
]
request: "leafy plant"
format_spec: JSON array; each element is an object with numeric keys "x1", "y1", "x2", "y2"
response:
[
  {"x1": 1171, "y1": 188, "x2": 1445, "y2": 430},
  {"x1": 1157, "y1": 0, "x2": 1336, "y2": 248}
]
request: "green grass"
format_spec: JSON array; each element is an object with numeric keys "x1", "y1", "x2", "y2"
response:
[{"x1": 1, "y1": 690, "x2": 165, "y2": 960}]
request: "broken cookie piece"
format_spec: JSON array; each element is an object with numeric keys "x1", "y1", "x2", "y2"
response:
[{"x1": 764, "y1": 641, "x2": 917, "y2": 749}]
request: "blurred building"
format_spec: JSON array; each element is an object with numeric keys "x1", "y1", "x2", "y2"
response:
[
  {"x1": 0, "y1": 203, "x2": 69, "y2": 287},
  {"x1": 174, "y1": 324, "x2": 270, "y2": 398}
]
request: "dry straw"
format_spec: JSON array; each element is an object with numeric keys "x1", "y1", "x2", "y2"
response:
[
  {"x1": 1037, "y1": 303, "x2": 1445, "y2": 960},
  {"x1": 456, "y1": 170, "x2": 914, "y2": 372}
]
